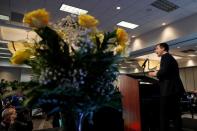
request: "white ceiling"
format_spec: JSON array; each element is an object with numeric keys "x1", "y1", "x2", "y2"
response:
[
  {"x1": 0, "y1": 0, "x2": 197, "y2": 37},
  {"x1": 1, "y1": 0, "x2": 197, "y2": 68}
]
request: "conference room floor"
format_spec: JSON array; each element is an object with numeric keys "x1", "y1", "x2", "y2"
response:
[
  {"x1": 32, "y1": 113, "x2": 197, "y2": 131},
  {"x1": 182, "y1": 114, "x2": 197, "y2": 131}
]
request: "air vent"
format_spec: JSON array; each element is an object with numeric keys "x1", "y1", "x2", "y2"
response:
[
  {"x1": 151, "y1": 0, "x2": 179, "y2": 12},
  {"x1": 181, "y1": 49, "x2": 196, "y2": 53},
  {"x1": 10, "y1": 12, "x2": 24, "y2": 23}
]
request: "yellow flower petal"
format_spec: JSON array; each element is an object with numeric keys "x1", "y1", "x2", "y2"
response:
[
  {"x1": 114, "y1": 45, "x2": 124, "y2": 54},
  {"x1": 96, "y1": 33, "x2": 104, "y2": 44},
  {"x1": 116, "y1": 28, "x2": 128, "y2": 47},
  {"x1": 7, "y1": 41, "x2": 35, "y2": 54},
  {"x1": 78, "y1": 14, "x2": 99, "y2": 28},
  {"x1": 10, "y1": 49, "x2": 33, "y2": 64},
  {"x1": 23, "y1": 9, "x2": 49, "y2": 28}
]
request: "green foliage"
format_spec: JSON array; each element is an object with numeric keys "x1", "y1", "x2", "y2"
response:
[{"x1": 12, "y1": 16, "x2": 125, "y2": 115}]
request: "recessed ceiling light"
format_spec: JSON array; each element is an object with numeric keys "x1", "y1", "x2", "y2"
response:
[
  {"x1": 60, "y1": 4, "x2": 88, "y2": 15},
  {"x1": 117, "y1": 21, "x2": 139, "y2": 29},
  {"x1": 188, "y1": 54, "x2": 196, "y2": 57},
  {"x1": 132, "y1": 35, "x2": 136, "y2": 38},
  {"x1": 162, "y1": 23, "x2": 166, "y2": 26},
  {"x1": 116, "y1": 7, "x2": 121, "y2": 10},
  {"x1": 0, "y1": 15, "x2": 9, "y2": 21},
  {"x1": 177, "y1": 46, "x2": 180, "y2": 48}
]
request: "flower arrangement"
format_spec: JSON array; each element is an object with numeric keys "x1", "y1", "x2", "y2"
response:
[{"x1": 9, "y1": 8, "x2": 129, "y2": 130}]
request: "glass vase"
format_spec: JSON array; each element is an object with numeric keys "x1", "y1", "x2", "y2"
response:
[{"x1": 62, "y1": 111, "x2": 86, "y2": 131}]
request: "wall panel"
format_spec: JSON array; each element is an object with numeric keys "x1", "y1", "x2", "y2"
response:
[
  {"x1": 180, "y1": 67, "x2": 197, "y2": 92},
  {"x1": 180, "y1": 69, "x2": 187, "y2": 90}
]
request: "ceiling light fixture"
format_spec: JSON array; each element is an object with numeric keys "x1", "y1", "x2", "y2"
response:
[
  {"x1": 60, "y1": 4, "x2": 88, "y2": 15},
  {"x1": 132, "y1": 35, "x2": 136, "y2": 38},
  {"x1": 162, "y1": 23, "x2": 166, "y2": 26},
  {"x1": 116, "y1": 7, "x2": 121, "y2": 10},
  {"x1": 0, "y1": 15, "x2": 9, "y2": 21},
  {"x1": 117, "y1": 21, "x2": 139, "y2": 29},
  {"x1": 177, "y1": 46, "x2": 180, "y2": 48}
]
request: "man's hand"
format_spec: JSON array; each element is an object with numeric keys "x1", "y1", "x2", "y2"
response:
[{"x1": 148, "y1": 71, "x2": 158, "y2": 77}]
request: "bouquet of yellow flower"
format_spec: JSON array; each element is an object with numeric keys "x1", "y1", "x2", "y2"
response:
[{"x1": 9, "y1": 9, "x2": 128, "y2": 130}]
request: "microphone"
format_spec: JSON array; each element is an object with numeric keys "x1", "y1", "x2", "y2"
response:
[{"x1": 142, "y1": 58, "x2": 149, "y2": 68}]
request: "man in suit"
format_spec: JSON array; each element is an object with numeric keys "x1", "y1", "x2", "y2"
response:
[{"x1": 149, "y1": 43, "x2": 185, "y2": 131}]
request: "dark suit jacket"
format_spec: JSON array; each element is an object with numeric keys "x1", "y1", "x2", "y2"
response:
[{"x1": 156, "y1": 53, "x2": 185, "y2": 96}]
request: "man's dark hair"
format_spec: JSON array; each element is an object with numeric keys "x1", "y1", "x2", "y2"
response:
[{"x1": 157, "y1": 43, "x2": 169, "y2": 52}]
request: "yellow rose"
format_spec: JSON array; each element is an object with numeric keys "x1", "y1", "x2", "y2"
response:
[
  {"x1": 114, "y1": 45, "x2": 124, "y2": 54},
  {"x1": 23, "y1": 9, "x2": 49, "y2": 28},
  {"x1": 56, "y1": 29, "x2": 66, "y2": 38},
  {"x1": 10, "y1": 49, "x2": 33, "y2": 64},
  {"x1": 7, "y1": 41, "x2": 35, "y2": 54},
  {"x1": 116, "y1": 28, "x2": 128, "y2": 47},
  {"x1": 96, "y1": 33, "x2": 104, "y2": 44},
  {"x1": 78, "y1": 14, "x2": 99, "y2": 28}
]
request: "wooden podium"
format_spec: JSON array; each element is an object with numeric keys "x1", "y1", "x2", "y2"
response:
[
  {"x1": 119, "y1": 75, "x2": 141, "y2": 131},
  {"x1": 119, "y1": 74, "x2": 159, "y2": 131}
]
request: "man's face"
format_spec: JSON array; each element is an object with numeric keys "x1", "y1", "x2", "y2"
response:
[{"x1": 155, "y1": 45, "x2": 165, "y2": 57}]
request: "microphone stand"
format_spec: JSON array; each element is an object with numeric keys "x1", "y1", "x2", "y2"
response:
[{"x1": 142, "y1": 58, "x2": 149, "y2": 76}]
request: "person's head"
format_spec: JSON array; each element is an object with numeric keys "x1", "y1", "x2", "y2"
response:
[
  {"x1": 155, "y1": 43, "x2": 169, "y2": 57},
  {"x1": 1, "y1": 107, "x2": 17, "y2": 124}
]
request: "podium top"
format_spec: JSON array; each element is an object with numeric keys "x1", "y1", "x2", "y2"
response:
[{"x1": 126, "y1": 74, "x2": 158, "y2": 84}]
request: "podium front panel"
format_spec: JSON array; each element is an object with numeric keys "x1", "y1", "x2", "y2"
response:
[{"x1": 119, "y1": 75, "x2": 141, "y2": 131}]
